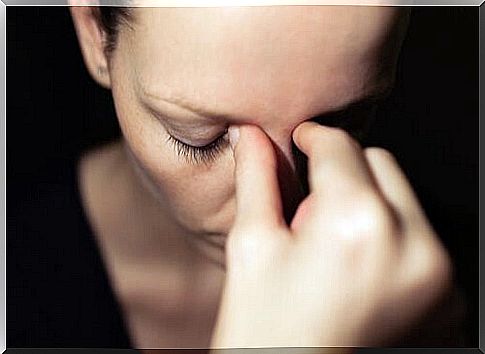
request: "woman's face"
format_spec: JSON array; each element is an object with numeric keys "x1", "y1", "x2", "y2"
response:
[{"x1": 105, "y1": 7, "x2": 408, "y2": 242}]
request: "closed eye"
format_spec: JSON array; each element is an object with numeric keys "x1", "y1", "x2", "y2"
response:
[{"x1": 167, "y1": 129, "x2": 229, "y2": 165}]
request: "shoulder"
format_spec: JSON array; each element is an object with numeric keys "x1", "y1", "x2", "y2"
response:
[
  {"x1": 78, "y1": 139, "x2": 126, "y2": 191},
  {"x1": 8, "y1": 142, "x2": 132, "y2": 347},
  {"x1": 77, "y1": 139, "x2": 133, "y2": 245},
  {"x1": 78, "y1": 139, "x2": 127, "y2": 210},
  {"x1": 10, "y1": 140, "x2": 124, "y2": 239}
]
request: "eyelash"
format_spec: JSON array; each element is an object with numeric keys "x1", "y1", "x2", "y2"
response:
[
  {"x1": 166, "y1": 129, "x2": 229, "y2": 165},
  {"x1": 165, "y1": 103, "x2": 378, "y2": 165}
]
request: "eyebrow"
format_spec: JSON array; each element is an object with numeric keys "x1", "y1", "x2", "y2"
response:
[{"x1": 142, "y1": 85, "x2": 389, "y2": 124}]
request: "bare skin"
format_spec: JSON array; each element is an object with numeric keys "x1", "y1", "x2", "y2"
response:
[
  {"x1": 78, "y1": 141, "x2": 226, "y2": 347},
  {"x1": 70, "y1": 5, "x2": 457, "y2": 350}
]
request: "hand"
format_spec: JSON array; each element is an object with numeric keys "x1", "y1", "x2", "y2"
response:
[{"x1": 210, "y1": 122, "x2": 453, "y2": 350}]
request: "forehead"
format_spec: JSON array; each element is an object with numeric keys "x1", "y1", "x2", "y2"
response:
[{"x1": 122, "y1": 6, "x2": 405, "y2": 122}]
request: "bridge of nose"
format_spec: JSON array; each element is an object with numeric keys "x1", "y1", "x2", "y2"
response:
[{"x1": 256, "y1": 123, "x2": 310, "y2": 225}]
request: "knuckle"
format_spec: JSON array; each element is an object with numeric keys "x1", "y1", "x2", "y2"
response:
[
  {"x1": 226, "y1": 232, "x2": 260, "y2": 265},
  {"x1": 331, "y1": 193, "x2": 397, "y2": 241},
  {"x1": 226, "y1": 224, "x2": 283, "y2": 266},
  {"x1": 408, "y1": 240, "x2": 454, "y2": 299},
  {"x1": 425, "y1": 247, "x2": 454, "y2": 294}
]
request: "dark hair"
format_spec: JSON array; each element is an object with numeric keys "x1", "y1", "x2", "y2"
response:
[{"x1": 93, "y1": 6, "x2": 133, "y2": 57}]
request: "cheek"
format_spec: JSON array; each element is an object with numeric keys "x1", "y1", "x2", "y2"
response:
[
  {"x1": 110, "y1": 72, "x2": 236, "y2": 235},
  {"x1": 115, "y1": 103, "x2": 236, "y2": 234},
  {"x1": 153, "y1": 155, "x2": 237, "y2": 235}
]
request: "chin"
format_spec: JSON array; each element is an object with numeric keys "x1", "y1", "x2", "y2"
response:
[
  {"x1": 179, "y1": 203, "x2": 235, "y2": 236},
  {"x1": 188, "y1": 229, "x2": 229, "y2": 269}
]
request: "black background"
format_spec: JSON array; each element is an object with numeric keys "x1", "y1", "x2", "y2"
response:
[{"x1": 7, "y1": 6, "x2": 479, "y2": 346}]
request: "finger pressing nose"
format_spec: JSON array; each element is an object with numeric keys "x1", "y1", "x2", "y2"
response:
[{"x1": 229, "y1": 124, "x2": 284, "y2": 228}]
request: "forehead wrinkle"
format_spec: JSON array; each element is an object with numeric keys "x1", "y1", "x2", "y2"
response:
[
  {"x1": 137, "y1": 78, "x2": 387, "y2": 131},
  {"x1": 138, "y1": 80, "x2": 292, "y2": 127},
  {"x1": 138, "y1": 79, "x2": 244, "y2": 123}
]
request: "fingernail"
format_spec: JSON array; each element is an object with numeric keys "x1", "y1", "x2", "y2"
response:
[{"x1": 228, "y1": 126, "x2": 240, "y2": 150}]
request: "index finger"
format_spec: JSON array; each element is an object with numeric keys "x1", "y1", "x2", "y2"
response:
[{"x1": 292, "y1": 121, "x2": 377, "y2": 198}]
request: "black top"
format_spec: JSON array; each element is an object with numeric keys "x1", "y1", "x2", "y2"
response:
[
  {"x1": 7, "y1": 154, "x2": 472, "y2": 349},
  {"x1": 8, "y1": 155, "x2": 132, "y2": 348}
]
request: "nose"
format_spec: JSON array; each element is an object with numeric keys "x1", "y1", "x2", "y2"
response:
[{"x1": 267, "y1": 130, "x2": 310, "y2": 226}]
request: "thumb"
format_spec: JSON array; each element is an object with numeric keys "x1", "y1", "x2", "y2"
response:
[{"x1": 230, "y1": 125, "x2": 284, "y2": 229}]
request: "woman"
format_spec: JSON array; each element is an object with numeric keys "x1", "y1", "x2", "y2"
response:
[{"x1": 10, "y1": 4, "x2": 467, "y2": 350}]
